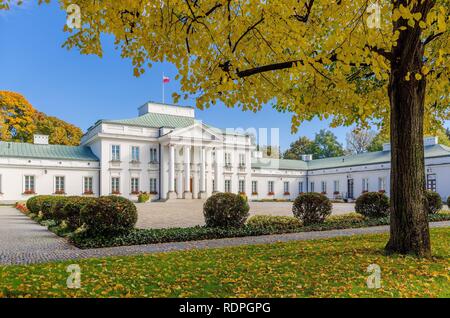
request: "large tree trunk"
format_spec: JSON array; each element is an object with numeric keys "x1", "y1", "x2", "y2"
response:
[{"x1": 385, "y1": 1, "x2": 434, "y2": 258}]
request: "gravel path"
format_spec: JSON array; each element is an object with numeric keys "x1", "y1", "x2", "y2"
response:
[
  {"x1": 1, "y1": 206, "x2": 449, "y2": 265},
  {"x1": 136, "y1": 201, "x2": 357, "y2": 229}
]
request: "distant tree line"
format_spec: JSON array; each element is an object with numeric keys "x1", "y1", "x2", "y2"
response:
[{"x1": 0, "y1": 91, "x2": 82, "y2": 145}]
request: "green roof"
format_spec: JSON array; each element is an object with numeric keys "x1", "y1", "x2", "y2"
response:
[
  {"x1": 101, "y1": 112, "x2": 195, "y2": 129},
  {"x1": 251, "y1": 144, "x2": 450, "y2": 171},
  {"x1": 0, "y1": 141, "x2": 99, "y2": 161},
  {"x1": 251, "y1": 158, "x2": 308, "y2": 170}
]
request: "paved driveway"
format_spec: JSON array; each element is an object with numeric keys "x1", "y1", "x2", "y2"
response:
[
  {"x1": 1, "y1": 205, "x2": 448, "y2": 265},
  {"x1": 136, "y1": 201, "x2": 356, "y2": 229},
  {"x1": 0, "y1": 206, "x2": 78, "y2": 264}
]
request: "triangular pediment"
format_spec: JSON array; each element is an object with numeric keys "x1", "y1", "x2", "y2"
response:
[{"x1": 163, "y1": 122, "x2": 223, "y2": 142}]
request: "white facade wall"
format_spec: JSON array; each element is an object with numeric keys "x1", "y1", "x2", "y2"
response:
[
  {"x1": 250, "y1": 168, "x2": 307, "y2": 201},
  {"x1": 0, "y1": 158, "x2": 99, "y2": 203}
]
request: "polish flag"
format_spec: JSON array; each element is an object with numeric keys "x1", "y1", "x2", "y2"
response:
[{"x1": 163, "y1": 76, "x2": 170, "y2": 83}]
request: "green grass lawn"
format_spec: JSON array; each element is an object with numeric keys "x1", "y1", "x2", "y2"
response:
[{"x1": 1, "y1": 228, "x2": 449, "y2": 298}]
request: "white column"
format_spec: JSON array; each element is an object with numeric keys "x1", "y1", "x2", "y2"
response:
[
  {"x1": 183, "y1": 145, "x2": 193, "y2": 199},
  {"x1": 167, "y1": 144, "x2": 177, "y2": 199},
  {"x1": 206, "y1": 148, "x2": 213, "y2": 196},
  {"x1": 215, "y1": 147, "x2": 224, "y2": 192},
  {"x1": 199, "y1": 147, "x2": 207, "y2": 199},
  {"x1": 176, "y1": 167, "x2": 183, "y2": 199}
]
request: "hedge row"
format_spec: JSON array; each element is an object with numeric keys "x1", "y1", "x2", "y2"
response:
[
  {"x1": 71, "y1": 212, "x2": 450, "y2": 249},
  {"x1": 25, "y1": 195, "x2": 137, "y2": 236}
]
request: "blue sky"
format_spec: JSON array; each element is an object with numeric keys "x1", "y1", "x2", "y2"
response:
[{"x1": 0, "y1": 2, "x2": 383, "y2": 151}]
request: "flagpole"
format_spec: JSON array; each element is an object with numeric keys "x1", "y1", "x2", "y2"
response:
[{"x1": 162, "y1": 72, "x2": 165, "y2": 104}]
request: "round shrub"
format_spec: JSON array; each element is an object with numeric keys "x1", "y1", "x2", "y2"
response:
[
  {"x1": 138, "y1": 192, "x2": 150, "y2": 203},
  {"x1": 52, "y1": 196, "x2": 72, "y2": 223},
  {"x1": 26, "y1": 195, "x2": 52, "y2": 214},
  {"x1": 40, "y1": 196, "x2": 67, "y2": 220},
  {"x1": 355, "y1": 192, "x2": 390, "y2": 218},
  {"x1": 203, "y1": 192, "x2": 250, "y2": 228},
  {"x1": 425, "y1": 190, "x2": 442, "y2": 214},
  {"x1": 62, "y1": 196, "x2": 96, "y2": 230},
  {"x1": 292, "y1": 193, "x2": 332, "y2": 225},
  {"x1": 81, "y1": 196, "x2": 138, "y2": 236},
  {"x1": 26, "y1": 196, "x2": 39, "y2": 214}
]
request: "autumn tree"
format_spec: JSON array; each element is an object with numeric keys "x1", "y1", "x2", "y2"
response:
[
  {"x1": 34, "y1": 112, "x2": 83, "y2": 146},
  {"x1": 0, "y1": 91, "x2": 83, "y2": 145},
  {"x1": 3, "y1": 0, "x2": 449, "y2": 256},
  {"x1": 0, "y1": 91, "x2": 37, "y2": 142}
]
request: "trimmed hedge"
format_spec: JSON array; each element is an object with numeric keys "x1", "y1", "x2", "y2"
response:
[
  {"x1": 355, "y1": 192, "x2": 390, "y2": 218},
  {"x1": 292, "y1": 193, "x2": 332, "y2": 225},
  {"x1": 425, "y1": 191, "x2": 443, "y2": 214},
  {"x1": 26, "y1": 195, "x2": 53, "y2": 214},
  {"x1": 70, "y1": 211, "x2": 450, "y2": 249},
  {"x1": 25, "y1": 195, "x2": 136, "y2": 235},
  {"x1": 203, "y1": 192, "x2": 249, "y2": 228},
  {"x1": 247, "y1": 215, "x2": 302, "y2": 231},
  {"x1": 81, "y1": 195, "x2": 138, "y2": 236}
]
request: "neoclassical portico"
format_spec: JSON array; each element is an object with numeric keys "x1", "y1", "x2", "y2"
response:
[{"x1": 159, "y1": 121, "x2": 253, "y2": 200}]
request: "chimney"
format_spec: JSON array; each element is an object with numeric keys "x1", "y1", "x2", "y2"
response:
[
  {"x1": 34, "y1": 134, "x2": 49, "y2": 145},
  {"x1": 301, "y1": 154, "x2": 313, "y2": 162}
]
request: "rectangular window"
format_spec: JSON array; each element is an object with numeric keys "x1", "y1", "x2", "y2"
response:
[
  {"x1": 426, "y1": 174, "x2": 436, "y2": 192},
  {"x1": 268, "y1": 181, "x2": 274, "y2": 194},
  {"x1": 24, "y1": 175, "x2": 35, "y2": 194},
  {"x1": 225, "y1": 153, "x2": 232, "y2": 166},
  {"x1": 252, "y1": 181, "x2": 258, "y2": 194},
  {"x1": 150, "y1": 148, "x2": 158, "y2": 163},
  {"x1": 310, "y1": 182, "x2": 315, "y2": 193},
  {"x1": 131, "y1": 178, "x2": 139, "y2": 194},
  {"x1": 378, "y1": 177, "x2": 386, "y2": 191},
  {"x1": 239, "y1": 180, "x2": 245, "y2": 193},
  {"x1": 55, "y1": 176, "x2": 65, "y2": 194},
  {"x1": 299, "y1": 181, "x2": 304, "y2": 193},
  {"x1": 111, "y1": 177, "x2": 120, "y2": 194},
  {"x1": 239, "y1": 153, "x2": 246, "y2": 167},
  {"x1": 225, "y1": 180, "x2": 231, "y2": 193},
  {"x1": 362, "y1": 178, "x2": 369, "y2": 192},
  {"x1": 131, "y1": 146, "x2": 140, "y2": 162},
  {"x1": 83, "y1": 177, "x2": 93, "y2": 194},
  {"x1": 321, "y1": 181, "x2": 327, "y2": 194},
  {"x1": 112, "y1": 145, "x2": 121, "y2": 161},
  {"x1": 334, "y1": 180, "x2": 340, "y2": 193},
  {"x1": 284, "y1": 181, "x2": 290, "y2": 194},
  {"x1": 150, "y1": 178, "x2": 157, "y2": 193},
  {"x1": 212, "y1": 179, "x2": 216, "y2": 192}
]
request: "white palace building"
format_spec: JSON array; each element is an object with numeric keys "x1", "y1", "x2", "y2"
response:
[{"x1": 1, "y1": 102, "x2": 450, "y2": 204}]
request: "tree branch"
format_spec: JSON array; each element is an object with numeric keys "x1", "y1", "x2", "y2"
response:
[
  {"x1": 236, "y1": 60, "x2": 302, "y2": 78},
  {"x1": 365, "y1": 45, "x2": 393, "y2": 61},
  {"x1": 292, "y1": 0, "x2": 315, "y2": 23},
  {"x1": 423, "y1": 32, "x2": 445, "y2": 46},
  {"x1": 232, "y1": 17, "x2": 265, "y2": 53}
]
